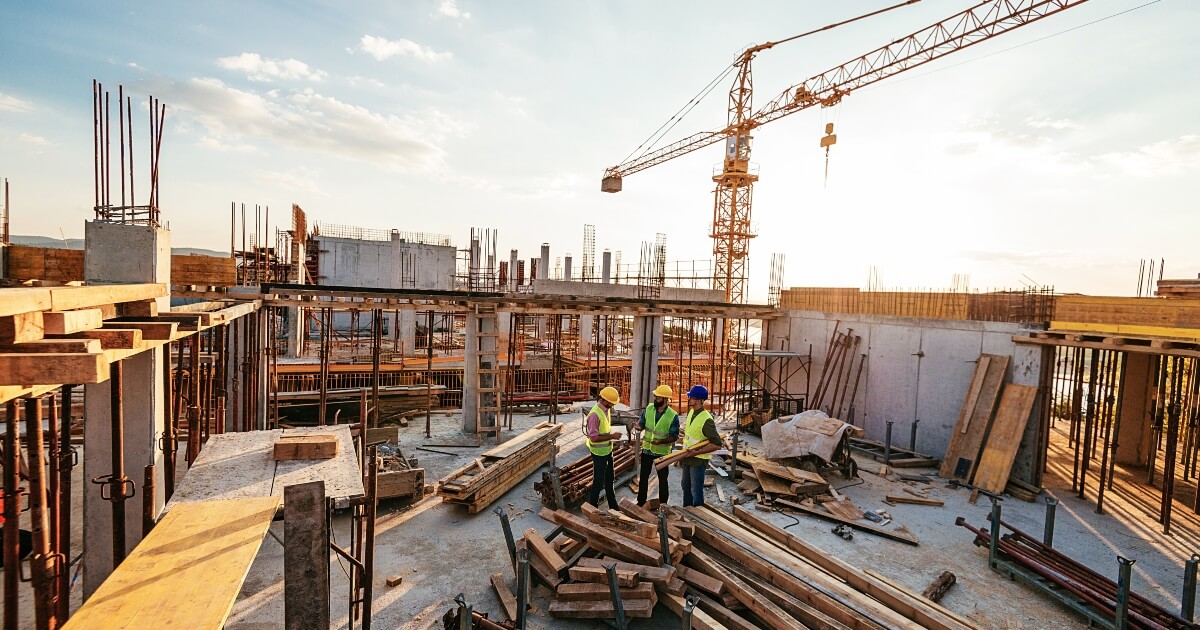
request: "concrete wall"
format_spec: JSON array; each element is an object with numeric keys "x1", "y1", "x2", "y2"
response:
[
  {"x1": 767, "y1": 311, "x2": 1044, "y2": 473},
  {"x1": 528, "y1": 279, "x2": 723, "y2": 303},
  {"x1": 313, "y1": 234, "x2": 454, "y2": 290}
]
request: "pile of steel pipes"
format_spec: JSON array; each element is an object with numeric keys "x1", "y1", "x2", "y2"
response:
[
  {"x1": 957, "y1": 515, "x2": 1197, "y2": 630},
  {"x1": 534, "y1": 440, "x2": 636, "y2": 508}
]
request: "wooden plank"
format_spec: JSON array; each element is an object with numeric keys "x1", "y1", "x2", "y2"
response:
[
  {"x1": 364, "y1": 426, "x2": 400, "y2": 446},
  {"x1": 864, "y1": 569, "x2": 981, "y2": 630},
  {"x1": 273, "y1": 434, "x2": 339, "y2": 460},
  {"x1": 568, "y1": 565, "x2": 639, "y2": 587},
  {"x1": 0, "y1": 287, "x2": 53, "y2": 317},
  {"x1": 0, "y1": 353, "x2": 109, "y2": 386},
  {"x1": 62, "y1": 496, "x2": 280, "y2": 630},
  {"x1": 580, "y1": 502, "x2": 658, "y2": 538},
  {"x1": 677, "y1": 565, "x2": 724, "y2": 598},
  {"x1": 540, "y1": 508, "x2": 660, "y2": 566},
  {"x1": 491, "y1": 573, "x2": 519, "y2": 622},
  {"x1": 700, "y1": 547, "x2": 806, "y2": 630},
  {"x1": 516, "y1": 538, "x2": 563, "y2": 589},
  {"x1": 42, "y1": 309, "x2": 104, "y2": 335},
  {"x1": 284, "y1": 482, "x2": 329, "y2": 630},
  {"x1": 940, "y1": 354, "x2": 1009, "y2": 481},
  {"x1": 548, "y1": 598, "x2": 654, "y2": 619},
  {"x1": 0, "y1": 311, "x2": 44, "y2": 343},
  {"x1": 116, "y1": 300, "x2": 159, "y2": 318},
  {"x1": 971, "y1": 384, "x2": 1038, "y2": 494},
  {"x1": 101, "y1": 321, "x2": 178, "y2": 340},
  {"x1": 773, "y1": 498, "x2": 918, "y2": 545},
  {"x1": 823, "y1": 498, "x2": 865, "y2": 520},
  {"x1": 272, "y1": 426, "x2": 365, "y2": 500},
  {"x1": 524, "y1": 528, "x2": 568, "y2": 574},
  {"x1": 731, "y1": 505, "x2": 975, "y2": 630},
  {"x1": 656, "y1": 590, "x2": 730, "y2": 630},
  {"x1": 574, "y1": 557, "x2": 677, "y2": 586},
  {"x1": 884, "y1": 494, "x2": 944, "y2": 506},
  {"x1": 54, "y1": 328, "x2": 142, "y2": 349},
  {"x1": 617, "y1": 498, "x2": 682, "y2": 539},
  {"x1": 555, "y1": 582, "x2": 656, "y2": 601},
  {"x1": 0, "y1": 338, "x2": 101, "y2": 353},
  {"x1": 48, "y1": 283, "x2": 167, "y2": 311}
]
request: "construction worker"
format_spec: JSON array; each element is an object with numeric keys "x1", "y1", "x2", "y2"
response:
[
  {"x1": 637, "y1": 384, "x2": 678, "y2": 507},
  {"x1": 680, "y1": 384, "x2": 722, "y2": 507},
  {"x1": 584, "y1": 386, "x2": 623, "y2": 508}
]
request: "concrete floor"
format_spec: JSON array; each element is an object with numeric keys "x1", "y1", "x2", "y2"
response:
[{"x1": 4, "y1": 413, "x2": 1197, "y2": 628}]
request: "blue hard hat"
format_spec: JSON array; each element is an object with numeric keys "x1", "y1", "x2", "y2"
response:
[{"x1": 686, "y1": 385, "x2": 709, "y2": 400}]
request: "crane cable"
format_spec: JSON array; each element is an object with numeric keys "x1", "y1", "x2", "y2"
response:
[{"x1": 621, "y1": 61, "x2": 738, "y2": 166}]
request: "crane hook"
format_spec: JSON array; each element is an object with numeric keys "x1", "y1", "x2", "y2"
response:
[{"x1": 820, "y1": 122, "x2": 838, "y2": 188}]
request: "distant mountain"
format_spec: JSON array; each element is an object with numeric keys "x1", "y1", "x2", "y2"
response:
[{"x1": 8, "y1": 235, "x2": 228, "y2": 258}]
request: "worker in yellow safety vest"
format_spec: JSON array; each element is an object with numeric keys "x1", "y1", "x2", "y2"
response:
[
  {"x1": 583, "y1": 386, "x2": 624, "y2": 508},
  {"x1": 680, "y1": 385, "x2": 723, "y2": 507},
  {"x1": 637, "y1": 384, "x2": 679, "y2": 506}
]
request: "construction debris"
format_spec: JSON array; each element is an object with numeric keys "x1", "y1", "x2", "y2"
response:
[
  {"x1": 437, "y1": 422, "x2": 562, "y2": 513},
  {"x1": 376, "y1": 444, "x2": 425, "y2": 501},
  {"x1": 922, "y1": 571, "x2": 956, "y2": 603}
]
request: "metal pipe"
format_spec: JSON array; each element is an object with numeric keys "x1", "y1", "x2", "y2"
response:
[
  {"x1": 57, "y1": 386, "x2": 73, "y2": 621},
  {"x1": 1043, "y1": 497, "x2": 1058, "y2": 548},
  {"x1": 4, "y1": 400, "x2": 21, "y2": 630},
  {"x1": 1184, "y1": 553, "x2": 1199, "y2": 622},
  {"x1": 658, "y1": 508, "x2": 671, "y2": 567},
  {"x1": 884, "y1": 421, "x2": 893, "y2": 466},
  {"x1": 515, "y1": 548, "x2": 529, "y2": 630},
  {"x1": 24, "y1": 397, "x2": 55, "y2": 630},
  {"x1": 1115, "y1": 556, "x2": 1134, "y2": 630},
  {"x1": 362, "y1": 446, "x2": 377, "y2": 630},
  {"x1": 162, "y1": 345, "x2": 176, "y2": 498},
  {"x1": 682, "y1": 594, "x2": 699, "y2": 629},
  {"x1": 143, "y1": 465, "x2": 156, "y2": 536},
  {"x1": 988, "y1": 499, "x2": 1001, "y2": 569},
  {"x1": 110, "y1": 361, "x2": 128, "y2": 565},
  {"x1": 494, "y1": 507, "x2": 517, "y2": 570},
  {"x1": 910, "y1": 418, "x2": 919, "y2": 452},
  {"x1": 605, "y1": 563, "x2": 628, "y2": 630}
]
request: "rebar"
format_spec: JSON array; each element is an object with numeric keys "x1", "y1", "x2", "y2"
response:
[{"x1": 1044, "y1": 497, "x2": 1058, "y2": 548}]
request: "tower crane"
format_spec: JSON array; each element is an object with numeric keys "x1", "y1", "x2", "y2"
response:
[{"x1": 602, "y1": 0, "x2": 1092, "y2": 322}]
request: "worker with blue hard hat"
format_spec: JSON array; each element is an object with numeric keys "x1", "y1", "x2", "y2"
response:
[
  {"x1": 636, "y1": 384, "x2": 679, "y2": 507},
  {"x1": 583, "y1": 386, "x2": 623, "y2": 508},
  {"x1": 680, "y1": 384, "x2": 723, "y2": 507}
]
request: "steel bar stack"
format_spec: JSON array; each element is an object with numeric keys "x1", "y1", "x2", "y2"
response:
[
  {"x1": 534, "y1": 441, "x2": 636, "y2": 508},
  {"x1": 437, "y1": 422, "x2": 562, "y2": 513}
]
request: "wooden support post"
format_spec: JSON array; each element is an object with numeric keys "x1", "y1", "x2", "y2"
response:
[
  {"x1": 284, "y1": 481, "x2": 329, "y2": 630},
  {"x1": 3, "y1": 400, "x2": 20, "y2": 630}
]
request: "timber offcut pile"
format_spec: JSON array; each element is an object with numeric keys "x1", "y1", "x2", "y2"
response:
[
  {"x1": 480, "y1": 500, "x2": 976, "y2": 628},
  {"x1": 437, "y1": 421, "x2": 561, "y2": 513},
  {"x1": 533, "y1": 440, "x2": 636, "y2": 508}
]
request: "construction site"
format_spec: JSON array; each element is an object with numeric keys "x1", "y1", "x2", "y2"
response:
[{"x1": 1, "y1": 1, "x2": 1198, "y2": 629}]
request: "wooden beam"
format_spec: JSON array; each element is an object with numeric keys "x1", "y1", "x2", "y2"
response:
[
  {"x1": 48, "y1": 283, "x2": 167, "y2": 312},
  {"x1": 0, "y1": 287, "x2": 53, "y2": 317},
  {"x1": 0, "y1": 311, "x2": 44, "y2": 344},
  {"x1": 117, "y1": 300, "x2": 159, "y2": 318},
  {"x1": 566, "y1": 566, "x2": 639, "y2": 587},
  {"x1": 0, "y1": 338, "x2": 102, "y2": 354},
  {"x1": 52, "y1": 328, "x2": 143, "y2": 350},
  {"x1": 772, "y1": 498, "x2": 919, "y2": 545},
  {"x1": 284, "y1": 481, "x2": 329, "y2": 630},
  {"x1": 555, "y1": 582, "x2": 656, "y2": 601},
  {"x1": 539, "y1": 508, "x2": 660, "y2": 566},
  {"x1": 548, "y1": 598, "x2": 654, "y2": 619},
  {"x1": 0, "y1": 353, "x2": 109, "y2": 386},
  {"x1": 523, "y1": 528, "x2": 567, "y2": 574},
  {"x1": 580, "y1": 503, "x2": 658, "y2": 539},
  {"x1": 101, "y1": 321, "x2": 178, "y2": 341},
  {"x1": 490, "y1": 573, "x2": 519, "y2": 622},
  {"x1": 42, "y1": 309, "x2": 104, "y2": 335}
]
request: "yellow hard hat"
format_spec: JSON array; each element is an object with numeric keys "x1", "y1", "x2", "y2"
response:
[
  {"x1": 652, "y1": 384, "x2": 673, "y2": 398},
  {"x1": 600, "y1": 386, "x2": 620, "y2": 405}
]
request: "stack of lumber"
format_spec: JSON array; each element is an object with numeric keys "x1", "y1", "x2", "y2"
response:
[
  {"x1": 170, "y1": 254, "x2": 237, "y2": 286},
  {"x1": 1157, "y1": 279, "x2": 1200, "y2": 299},
  {"x1": 533, "y1": 440, "x2": 636, "y2": 508},
  {"x1": 670, "y1": 505, "x2": 980, "y2": 629},
  {"x1": 437, "y1": 422, "x2": 561, "y2": 513},
  {"x1": 941, "y1": 354, "x2": 1041, "y2": 497}
]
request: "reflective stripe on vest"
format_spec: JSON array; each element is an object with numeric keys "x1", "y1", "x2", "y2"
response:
[
  {"x1": 683, "y1": 409, "x2": 713, "y2": 460},
  {"x1": 641, "y1": 404, "x2": 677, "y2": 456},
  {"x1": 585, "y1": 403, "x2": 613, "y2": 456}
]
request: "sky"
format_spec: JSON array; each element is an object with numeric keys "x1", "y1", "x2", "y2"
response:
[{"x1": 1, "y1": 0, "x2": 1196, "y2": 301}]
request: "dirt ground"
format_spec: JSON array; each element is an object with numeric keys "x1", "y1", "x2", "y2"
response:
[{"x1": 5, "y1": 412, "x2": 1197, "y2": 629}]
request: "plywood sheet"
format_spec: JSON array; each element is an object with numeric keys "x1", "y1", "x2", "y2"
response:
[
  {"x1": 167, "y1": 431, "x2": 278, "y2": 508},
  {"x1": 939, "y1": 354, "x2": 1009, "y2": 482},
  {"x1": 972, "y1": 384, "x2": 1038, "y2": 494},
  {"x1": 63, "y1": 496, "x2": 280, "y2": 630}
]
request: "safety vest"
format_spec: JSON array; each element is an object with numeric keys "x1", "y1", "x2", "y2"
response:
[
  {"x1": 683, "y1": 409, "x2": 713, "y2": 460},
  {"x1": 641, "y1": 404, "x2": 677, "y2": 456},
  {"x1": 585, "y1": 403, "x2": 613, "y2": 456}
]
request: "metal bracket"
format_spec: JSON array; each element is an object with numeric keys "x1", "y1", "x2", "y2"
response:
[{"x1": 91, "y1": 475, "x2": 136, "y2": 501}]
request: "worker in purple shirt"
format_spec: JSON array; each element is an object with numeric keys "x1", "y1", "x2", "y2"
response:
[
  {"x1": 584, "y1": 386, "x2": 624, "y2": 508},
  {"x1": 637, "y1": 384, "x2": 679, "y2": 507}
]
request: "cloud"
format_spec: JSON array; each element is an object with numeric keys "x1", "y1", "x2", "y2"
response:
[
  {"x1": 253, "y1": 168, "x2": 323, "y2": 194},
  {"x1": 348, "y1": 75, "x2": 387, "y2": 89},
  {"x1": 1027, "y1": 117, "x2": 1080, "y2": 131},
  {"x1": 1095, "y1": 135, "x2": 1200, "y2": 178},
  {"x1": 147, "y1": 76, "x2": 463, "y2": 171},
  {"x1": 359, "y1": 35, "x2": 452, "y2": 63},
  {"x1": 17, "y1": 132, "x2": 52, "y2": 146},
  {"x1": 0, "y1": 92, "x2": 33, "y2": 113},
  {"x1": 197, "y1": 136, "x2": 260, "y2": 153},
  {"x1": 217, "y1": 53, "x2": 327, "y2": 82},
  {"x1": 434, "y1": 0, "x2": 470, "y2": 21}
]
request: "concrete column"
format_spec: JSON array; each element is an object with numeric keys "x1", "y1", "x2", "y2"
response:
[
  {"x1": 601, "y1": 250, "x2": 612, "y2": 284},
  {"x1": 563, "y1": 255, "x2": 573, "y2": 281},
  {"x1": 579, "y1": 315, "x2": 594, "y2": 357},
  {"x1": 398, "y1": 310, "x2": 416, "y2": 356},
  {"x1": 81, "y1": 221, "x2": 170, "y2": 598},
  {"x1": 463, "y1": 312, "x2": 480, "y2": 433},
  {"x1": 1116, "y1": 352, "x2": 1155, "y2": 466},
  {"x1": 285, "y1": 306, "x2": 304, "y2": 358},
  {"x1": 539, "y1": 244, "x2": 550, "y2": 281},
  {"x1": 508, "y1": 250, "x2": 519, "y2": 291},
  {"x1": 630, "y1": 316, "x2": 664, "y2": 410}
]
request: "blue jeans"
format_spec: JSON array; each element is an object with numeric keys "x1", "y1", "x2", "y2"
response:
[{"x1": 680, "y1": 463, "x2": 706, "y2": 507}]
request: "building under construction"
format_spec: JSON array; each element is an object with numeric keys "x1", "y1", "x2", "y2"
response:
[{"x1": 3, "y1": 2, "x2": 1200, "y2": 629}]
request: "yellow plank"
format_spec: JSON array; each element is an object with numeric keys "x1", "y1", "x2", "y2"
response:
[
  {"x1": 64, "y1": 496, "x2": 281, "y2": 630},
  {"x1": 1050, "y1": 321, "x2": 1200, "y2": 341},
  {"x1": 48, "y1": 283, "x2": 167, "y2": 311}
]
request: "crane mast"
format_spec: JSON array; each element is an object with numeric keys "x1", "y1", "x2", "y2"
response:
[{"x1": 603, "y1": 0, "x2": 1092, "y2": 342}]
